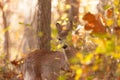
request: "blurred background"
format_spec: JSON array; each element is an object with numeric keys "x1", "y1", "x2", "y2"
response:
[
  {"x1": 0, "y1": 0, "x2": 99, "y2": 60},
  {"x1": 0, "y1": 0, "x2": 120, "y2": 80}
]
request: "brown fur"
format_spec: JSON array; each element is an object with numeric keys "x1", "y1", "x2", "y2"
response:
[{"x1": 23, "y1": 49, "x2": 68, "y2": 80}]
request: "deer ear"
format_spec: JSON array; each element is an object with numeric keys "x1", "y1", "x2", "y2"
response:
[{"x1": 56, "y1": 23, "x2": 62, "y2": 32}]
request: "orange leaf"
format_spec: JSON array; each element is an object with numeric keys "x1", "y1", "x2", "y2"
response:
[
  {"x1": 106, "y1": 8, "x2": 113, "y2": 18},
  {"x1": 83, "y1": 12, "x2": 106, "y2": 34}
]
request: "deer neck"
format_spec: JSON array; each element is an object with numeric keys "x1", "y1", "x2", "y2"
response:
[{"x1": 62, "y1": 45, "x2": 76, "y2": 61}]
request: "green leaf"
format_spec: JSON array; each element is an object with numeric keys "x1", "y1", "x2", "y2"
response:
[
  {"x1": 57, "y1": 75, "x2": 66, "y2": 80},
  {"x1": 57, "y1": 44, "x2": 64, "y2": 49},
  {"x1": 103, "y1": 5, "x2": 111, "y2": 10},
  {"x1": 19, "y1": 22, "x2": 24, "y2": 25},
  {"x1": 87, "y1": 76, "x2": 94, "y2": 80},
  {"x1": 25, "y1": 24, "x2": 31, "y2": 26},
  {"x1": 38, "y1": 32, "x2": 43, "y2": 37},
  {"x1": 106, "y1": 39, "x2": 115, "y2": 53},
  {"x1": 69, "y1": 57, "x2": 80, "y2": 64}
]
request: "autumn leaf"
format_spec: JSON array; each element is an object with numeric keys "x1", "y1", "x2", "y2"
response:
[
  {"x1": 83, "y1": 12, "x2": 106, "y2": 34},
  {"x1": 2, "y1": 26, "x2": 10, "y2": 33},
  {"x1": 103, "y1": 5, "x2": 111, "y2": 10},
  {"x1": 3, "y1": 4, "x2": 8, "y2": 11},
  {"x1": 19, "y1": 22, "x2": 24, "y2": 25},
  {"x1": 65, "y1": 4, "x2": 71, "y2": 10},
  {"x1": 92, "y1": 65, "x2": 98, "y2": 71},
  {"x1": 106, "y1": 19, "x2": 114, "y2": 26},
  {"x1": 117, "y1": 19, "x2": 120, "y2": 26},
  {"x1": 105, "y1": 38, "x2": 115, "y2": 53},
  {"x1": 84, "y1": 23, "x2": 94, "y2": 30},
  {"x1": 75, "y1": 68, "x2": 82, "y2": 80},
  {"x1": 58, "y1": 75, "x2": 67, "y2": 80},
  {"x1": 106, "y1": 8, "x2": 113, "y2": 18},
  {"x1": 11, "y1": 60, "x2": 19, "y2": 66},
  {"x1": 82, "y1": 12, "x2": 96, "y2": 23},
  {"x1": 114, "y1": 0, "x2": 119, "y2": 6},
  {"x1": 38, "y1": 31, "x2": 43, "y2": 37},
  {"x1": 114, "y1": 26, "x2": 120, "y2": 35}
]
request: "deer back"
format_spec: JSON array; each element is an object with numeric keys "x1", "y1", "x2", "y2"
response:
[{"x1": 23, "y1": 49, "x2": 68, "y2": 80}]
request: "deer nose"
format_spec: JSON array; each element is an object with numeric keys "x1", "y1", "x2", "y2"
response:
[
  {"x1": 58, "y1": 37, "x2": 62, "y2": 41},
  {"x1": 62, "y1": 44, "x2": 68, "y2": 49}
]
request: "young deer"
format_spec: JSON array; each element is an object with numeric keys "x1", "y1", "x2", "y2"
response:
[
  {"x1": 23, "y1": 49, "x2": 69, "y2": 80},
  {"x1": 23, "y1": 22, "x2": 74, "y2": 80}
]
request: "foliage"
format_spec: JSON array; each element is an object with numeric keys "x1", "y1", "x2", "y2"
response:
[
  {"x1": 0, "y1": 0, "x2": 120, "y2": 80},
  {"x1": 0, "y1": 54, "x2": 23, "y2": 80},
  {"x1": 70, "y1": 36, "x2": 120, "y2": 80},
  {"x1": 65, "y1": 1, "x2": 120, "y2": 80}
]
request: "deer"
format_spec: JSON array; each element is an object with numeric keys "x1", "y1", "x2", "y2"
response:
[
  {"x1": 23, "y1": 49, "x2": 69, "y2": 80},
  {"x1": 22, "y1": 21, "x2": 76, "y2": 80},
  {"x1": 55, "y1": 21, "x2": 78, "y2": 60},
  {"x1": 14, "y1": 20, "x2": 96, "y2": 80}
]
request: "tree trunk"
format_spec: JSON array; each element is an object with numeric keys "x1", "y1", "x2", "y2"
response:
[
  {"x1": 69, "y1": 0, "x2": 79, "y2": 24},
  {"x1": 0, "y1": 2, "x2": 10, "y2": 60},
  {"x1": 37, "y1": 0, "x2": 51, "y2": 51},
  {"x1": 3, "y1": 11, "x2": 10, "y2": 59}
]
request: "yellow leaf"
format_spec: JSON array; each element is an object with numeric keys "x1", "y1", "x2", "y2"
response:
[
  {"x1": 106, "y1": 19, "x2": 114, "y2": 26},
  {"x1": 114, "y1": 8, "x2": 119, "y2": 14},
  {"x1": 76, "y1": 53, "x2": 83, "y2": 60},
  {"x1": 61, "y1": 14, "x2": 67, "y2": 20},
  {"x1": 2, "y1": 26, "x2": 10, "y2": 33},
  {"x1": 3, "y1": 4, "x2": 8, "y2": 11},
  {"x1": 114, "y1": 0, "x2": 119, "y2": 6},
  {"x1": 117, "y1": 19, "x2": 120, "y2": 26},
  {"x1": 65, "y1": 4, "x2": 71, "y2": 10},
  {"x1": 92, "y1": 65, "x2": 98, "y2": 71},
  {"x1": 83, "y1": 54, "x2": 93, "y2": 64},
  {"x1": 38, "y1": 32, "x2": 43, "y2": 37},
  {"x1": 116, "y1": 46, "x2": 120, "y2": 52},
  {"x1": 57, "y1": 44, "x2": 63, "y2": 49},
  {"x1": 95, "y1": 38, "x2": 106, "y2": 53},
  {"x1": 103, "y1": 5, "x2": 111, "y2": 10},
  {"x1": 112, "y1": 53, "x2": 120, "y2": 59},
  {"x1": 75, "y1": 68, "x2": 82, "y2": 80},
  {"x1": 70, "y1": 65, "x2": 80, "y2": 70}
]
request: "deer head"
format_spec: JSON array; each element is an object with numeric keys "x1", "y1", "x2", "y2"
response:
[
  {"x1": 56, "y1": 21, "x2": 73, "y2": 40},
  {"x1": 56, "y1": 21, "x2": 78, "y2": 60}
]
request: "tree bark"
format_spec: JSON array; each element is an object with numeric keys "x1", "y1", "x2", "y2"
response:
[
  {"x1": 69, "y1": 0, "x2": 79, "y2": 24},
  {"x1": 0, "y1": 2, "x2": 10, "y2": 60},
  {"x1": 3, "y1": 11, "x2": 9, "y2": 59},
  {"x1": 36, "y1": 0, "x2": 51, "y2": 51}
]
